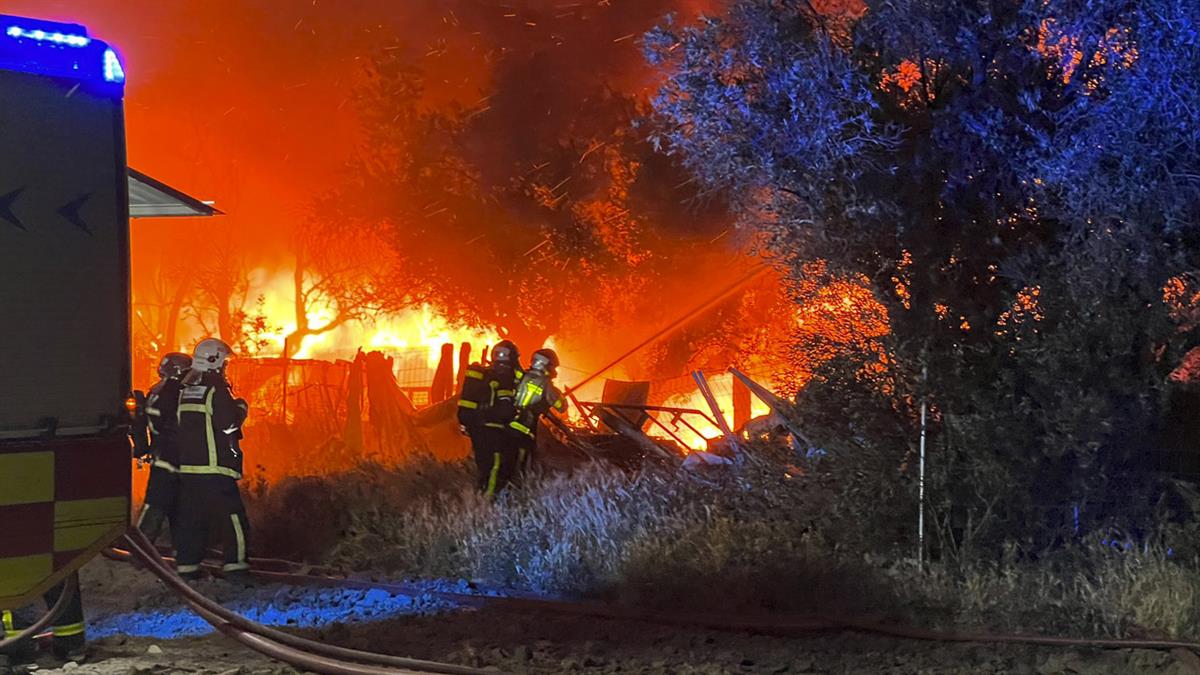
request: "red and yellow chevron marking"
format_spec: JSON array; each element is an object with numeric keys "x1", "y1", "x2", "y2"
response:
[{"x1": 0, "y1": 436, "x2": 129, "y2": 607}]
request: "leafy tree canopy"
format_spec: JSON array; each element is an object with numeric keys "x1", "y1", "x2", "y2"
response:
[{"x1": 647, "y1": 0, "x2": 1200, "y2": 548}]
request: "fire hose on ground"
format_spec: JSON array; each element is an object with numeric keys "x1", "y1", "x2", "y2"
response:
[
  {"x1": 107, "y1": 530, "x2": 1200, "y2": 661},
  {"x1": 120, "y1": 528, "x2": 503, "y2": 675},
  {"x1": 105, "y1": 530, "x2": 1200, "y2": 662}
]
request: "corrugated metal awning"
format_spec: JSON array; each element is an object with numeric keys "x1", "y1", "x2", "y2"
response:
[{"x1": 128, "y1": 168, "x2": 222, "y2": 218}]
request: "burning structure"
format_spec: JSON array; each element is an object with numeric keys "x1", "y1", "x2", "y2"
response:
[
  {"x1": 201, "y1": 265, "x2": 807, "y2": 482},
  {"x1": 0, "y1": 0, "x2": 888, "y2": 486}
]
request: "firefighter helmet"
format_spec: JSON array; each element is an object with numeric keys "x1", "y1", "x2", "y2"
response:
[
  {"x1": 491, "y1": 340, "x2": 520, "y2": 367},
  {"x1": 157, "y1": 352, "x2": 192, "y2": 379},
  {"x1": 530, "y1": 348, "x2": 559, "y2": 376},
  {"x1": 192, "y1": 338, "x2": 232, "y2": 373}
]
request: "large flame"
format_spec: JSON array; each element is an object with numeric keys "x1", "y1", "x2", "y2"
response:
[
  {"x1": 654, "y1": 373, "x2": 773, "y2": 452},
  {"x1": 253, "y1": 268, "x2": 497, "y2": 368}
]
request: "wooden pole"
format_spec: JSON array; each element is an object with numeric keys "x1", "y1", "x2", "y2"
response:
[
  {"x1": 728, "y1": 367, "x2": 814, "y2": 449},
  {"x1": 430, "y1": 343, "x2": 455, "y2": 403},
  {"x1": 281, "y1": 358, "x2": 289, "y2": 423},
  {"x1": 732, "y1": 375, "x2": 752, "y2": 432},
  {"x1": 918, "y1": 363, "x2": 927, "y2": 567},
  {"x1": 344, "y1": 349, "x2": 365, "y2": 452},
  {"x1": 691, "y1": 370, "x2": 740, "y2": 455},
  {"x1": 456, "y1": 342, "x2": 472, "y2": 391}
]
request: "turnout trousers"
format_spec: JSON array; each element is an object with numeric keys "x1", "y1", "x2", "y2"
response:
[
  {"x1": 136, "y1": 464, "x2": 180, "y2": 544},
  {"x1": 173, "y1": 475, "x2": 250, "y2": 578},
  {"x1": 1, "y1": 573, "x2": 85, "y2": 662},
  {"x1": 470, "y1": 426, "x2": 521, "y2": 497},
  {"x1": 514, "y1": 435, "x2": 535, "y2": 480}
]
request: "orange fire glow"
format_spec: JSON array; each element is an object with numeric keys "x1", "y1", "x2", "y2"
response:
[
  {"x1": 251, "y1": 269, "x2": 497, "y2": 366},
  {"x1": 2, "y1": 3, "x2": 895, "y2": 480},
  {"x1": 656, "y1": 373, "x2": 772, "y2": 452}
]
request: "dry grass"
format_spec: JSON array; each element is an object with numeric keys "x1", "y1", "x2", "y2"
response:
[
  {"x1": 323, "y1": 463, "x2": 709, "y2": 593},
  {"x1": 248, "y1": 455, "x2": 1200, "y2": 640},
  {"x1": 905, "y1": 545, "x2": 1200, "y2": 638}
]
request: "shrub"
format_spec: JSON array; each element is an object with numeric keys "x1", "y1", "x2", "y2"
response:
[
  {"x1": 250, "y1": 454, "x2": 1200, "y2": 640},
  {"x1": 905, "y1": 543, "x2": 1200, "y2": 638}
]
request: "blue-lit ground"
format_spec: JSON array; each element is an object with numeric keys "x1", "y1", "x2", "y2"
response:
[
  {"x1": 40, "y1": 557, "x2": 1191, "y2": 675},
  {"x1": 88, "y1": 584, "x2": 460, "y2": 640},
  {"x1": 80, "y1": 557, "x2": 472, "y2": 640}
]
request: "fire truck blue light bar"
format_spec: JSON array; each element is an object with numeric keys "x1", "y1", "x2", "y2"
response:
[
  {"x1": 0, "y1": 14, "x2": 124, "y2": 91},
  {"x1": 5, "y1": 25, "x2": 91, "y2": 47},
  {"x1": 103, "y1": 48, "x2": 124, "y2": 83}
]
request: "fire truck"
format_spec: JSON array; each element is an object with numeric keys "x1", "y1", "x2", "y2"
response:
[{"x1": 0, "y1": 14, "x2": 217, "y2": 607}]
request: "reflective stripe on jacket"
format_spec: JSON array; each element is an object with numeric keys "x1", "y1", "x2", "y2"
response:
[
  {"x1": 509, "y1": 384, "x2": 564, "y2": 438},
  {"x1": 177, "y1": 372, "x2": 246, "y2": 479},
  {"x1": 456, "y1": 362, "x2": 523, "y2": 429},
  {"x1": 145, "y1": 377, "x2": 184, "y2": 467}
]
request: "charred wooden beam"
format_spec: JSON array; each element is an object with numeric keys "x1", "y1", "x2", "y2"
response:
[
  {"x1": 728, "y1": 367, "x2": 814, "y2": 449},
  {"x1": 344, "y1": 349, "x2": 365, "y2": 452},
  {"x1": 733, "y1": 375, "x2": 752, "y2": 432},
  {"x1": 456, "y1": 342, "x2": 472, "y2": 391},
  {"x1": 596, "y1": 407, "x2": 679, "y2": 463},
  {"x1": 363, "y1": 350, "x2": 428, "y2": 458},
  {"x1": 430, "y1": 343, "x2": 455, "y2": 404},
  {"x1": 691, "y1": 370, "x2": 741, "y2": 455}
]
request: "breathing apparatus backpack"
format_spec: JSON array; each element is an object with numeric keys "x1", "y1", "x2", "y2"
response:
[{"x1": 514, "y1": 367, "x2": 550, "y2": 413}]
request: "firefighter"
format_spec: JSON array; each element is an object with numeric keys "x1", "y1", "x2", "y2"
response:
[
  {"x1": 174, "y1": 338, "x2": 251, "y2": 583},
  {"x1": 457, "y1": 340, "x2": 524, "y2": 496},
  {"x1": 1, "y1": 573, "x2": 86, "y2": 670},
  {"x1": 135, "y1": 352, "x2": 192, "y2": 544},
  {"x1": 507, "y1": 348, "x2": 565, "y2": 479}
]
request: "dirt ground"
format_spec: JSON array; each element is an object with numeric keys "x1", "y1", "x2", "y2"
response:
[{"x1": 14, "y1": 558, "x2": 1199, "y2": 675}]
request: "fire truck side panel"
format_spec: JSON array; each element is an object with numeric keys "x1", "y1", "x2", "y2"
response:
[
  {"x1": 0, "y1": 436, "x2": 129, "y2": 606},
  {"x1": 0, "y1": 19, "x2": 133, "y2": 607},
  {"x1": 0, "y1": 69, "x2": 130, "y2": 439}
]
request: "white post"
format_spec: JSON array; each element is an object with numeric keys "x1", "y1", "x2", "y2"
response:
[{"x1": 918, "y1": 363, "x2": 927, "y2": 567}]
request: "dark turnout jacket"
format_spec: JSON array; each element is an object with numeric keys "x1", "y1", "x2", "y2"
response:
[
  {"x1": 456, "y1": 362, "x2": 524, "y2": 430},
  {"x1": 177, "y1": 371, "x2": 247, "y2": 479},
  {"x1": 144, "y1": 376, "x2": 184, "y2": 471}
]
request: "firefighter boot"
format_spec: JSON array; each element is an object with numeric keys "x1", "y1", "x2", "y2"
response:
[
  {"x1": 40, "y1": 578, "x2": 86, "y2": 665},
  {"x1": 1, "y1": 610, "x2": 37, "y2": 665},
  {"x1": 0, "y1": 654, "x2": 33, "y2": 675},
  {"x1": 52, "y1": 634, "x2": 86, "y2": 665}
]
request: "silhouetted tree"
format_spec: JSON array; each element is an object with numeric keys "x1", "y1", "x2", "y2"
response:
[
  {"x1": 323, "y1": 34, "x2": 731, "y2": 353},
  {"x1": 648, "y1": 0, "x2": 1200, "y2": 550}
]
